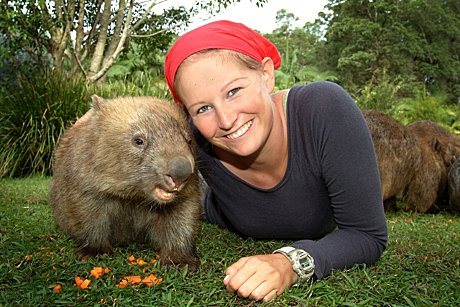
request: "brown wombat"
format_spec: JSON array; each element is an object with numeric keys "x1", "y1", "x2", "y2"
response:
[
  {"x1": 448, "y1": 158, "x2": 460, "y2": 213},
  {"x1": 363, "y1": 110, "x2": 450, "y2": 213},
  {"x1": 407, "y1": 120, "x2": 460, "y2": 212},
  {"x1": 363, "y1": 109, "x2": 422, "y2": 211},
  {"x1": 49, "y1": 95, "x2": 202, "y2": 272}
]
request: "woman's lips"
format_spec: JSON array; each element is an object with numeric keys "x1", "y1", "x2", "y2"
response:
[{"x1": 226, "y1": 120, "x2": 253, "y2": 139}]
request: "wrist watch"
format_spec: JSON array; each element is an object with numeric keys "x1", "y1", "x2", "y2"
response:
[{"x1": 274, "y1": 247, "x2": 315, "y2": 283}]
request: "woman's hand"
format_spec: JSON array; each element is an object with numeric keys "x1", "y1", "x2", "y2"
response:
[{"x1": 223, "y1": 253, "x2": 298, "y2": 302}]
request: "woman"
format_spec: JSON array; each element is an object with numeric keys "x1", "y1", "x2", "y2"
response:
[{"x1": 164, "y1": 20, "x2": 387, "y2": 302}]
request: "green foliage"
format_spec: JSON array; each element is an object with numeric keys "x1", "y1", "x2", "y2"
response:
[
  {"x1": 93, "y1": 74, "x2": 172, "y2": 100},
  {"x1": 321, "y1": 0, "x2": 460, "y2": 103},
  {"x1": 356, "y1": 76, "x2": 460, "y2": 134},
  {"x1": 0, "y1": 70, "x2": 90, "y2": 178},
  {"x1": 391, "y1": 93, "x2": 460, "y2": 133},
  {"x1": 266, "y1": 10, "x2": 338, "y2": 89},
  {"x1": 1, "y1": 177, "x2": 459, "y2": 305}
]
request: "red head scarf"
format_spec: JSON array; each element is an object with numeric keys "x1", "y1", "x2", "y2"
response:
[{"x1": 164, "y1": 20, "x2": 282, "y2": 103}]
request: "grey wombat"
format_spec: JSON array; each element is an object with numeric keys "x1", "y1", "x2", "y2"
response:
[{"x1": 49, "y1": 95, "x2": 201, "y2": 272}]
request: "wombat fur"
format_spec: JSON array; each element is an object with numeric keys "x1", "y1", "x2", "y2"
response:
[
  {"x1": 407, "y1": 120, "x2": 460, "y2": 212},
  {"x1": 448, "y1": 158, "x2": 460, "y2": 213},
  {"x1": 49, "y1": 95, "x2": 201, "y2": 272},
  {"x1": 363, "y1": 109, "x2": 422, "y2": 211}
]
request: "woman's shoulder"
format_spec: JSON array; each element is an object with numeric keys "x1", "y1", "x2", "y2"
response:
[
  {"x1": 288, "y1": 81, "x2": 354, "y2": 110},
  {"x1": 289, "y1": 81, "x2": 348, "y2": 100}
]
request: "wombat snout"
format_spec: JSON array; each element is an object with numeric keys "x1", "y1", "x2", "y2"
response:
[{"x1": 165, "y1": 155, "x2": 194, "y2": 190}]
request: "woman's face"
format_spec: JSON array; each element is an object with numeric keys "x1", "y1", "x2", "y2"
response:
[{"x1": 175, "y1": 53, "x2": 276, "y2": 158}]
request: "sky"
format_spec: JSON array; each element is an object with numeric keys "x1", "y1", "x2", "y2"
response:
[{"x1": 154, "y1": 0, "x2": 329, "y2": 34}]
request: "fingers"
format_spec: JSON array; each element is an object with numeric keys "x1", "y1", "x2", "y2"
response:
[
  {"x1": 224, "y1": 256, "x2": 249, "y2": 278},
  {"x1": 223, "y1": 254, "x2": 295, "y2": 302}
]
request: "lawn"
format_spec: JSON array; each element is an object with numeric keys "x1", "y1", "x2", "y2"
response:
[{"x1": 1, "y1": 177, "x2": 459, "y2": 306}]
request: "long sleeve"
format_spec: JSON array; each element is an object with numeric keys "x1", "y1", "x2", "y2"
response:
[{"x1": 288, "y1": 82, "x2": 387, "y2": 279}]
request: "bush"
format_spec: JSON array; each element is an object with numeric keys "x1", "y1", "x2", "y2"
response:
[
  {"x1": 93, "y1": 72, "x2": 172, "y2": 99},
  {"x1": 0, "y1": 70, "x2": 90, "y2": 178},
  {"x1": 391, "y1": 92, "x2": 460, "y2": 133}
]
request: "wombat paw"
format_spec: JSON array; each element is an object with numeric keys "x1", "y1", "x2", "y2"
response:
[
  {"x1": 184, "y1": 256, "x2": 201, "y2": 273},
  {"x1": 75, "y1": 245, "x2": 110, "y2": 261},
  {"x1": 161, "y1": 255, "x2": 201, "y2": 273}
]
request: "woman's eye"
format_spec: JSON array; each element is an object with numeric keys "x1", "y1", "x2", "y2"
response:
[
  {"x1": 197, "y1": 105, "x2": 212, "y2": 114},
  {"x1": 228, "y1": 87, "x2": 241, "y2": 97}
]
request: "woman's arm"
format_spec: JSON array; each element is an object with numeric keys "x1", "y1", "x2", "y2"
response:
[{"x1": 290, "y1": 81, "x2": 387, "y2": 280}]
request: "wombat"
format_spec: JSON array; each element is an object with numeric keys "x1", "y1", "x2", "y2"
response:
[
  {"x1": 363, "y1": 109, "x2": 422, "y2": 211},
  {"x1": 448, "y1": 157, "x2": 460, "y2": 213},
  {"x1": 49, "y1": 95, "x2": 202, "y2": 272},
  {"x1": 407, "y1": 120, "x2": 460, "y2": 212}
]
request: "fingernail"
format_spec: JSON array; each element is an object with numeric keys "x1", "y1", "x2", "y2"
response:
[{"x1": 224, "y1": 275, "x2": 230, "y2": 281}]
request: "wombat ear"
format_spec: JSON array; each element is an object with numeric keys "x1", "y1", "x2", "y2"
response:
[{"x1": 91, "y1": 95, "x2": 107, "y2": 110}]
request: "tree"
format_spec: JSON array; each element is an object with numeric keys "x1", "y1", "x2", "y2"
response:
[
  {"x1": 320, "y1": 0, "x2": 460, "y2": 102},
  {"x1": 265, "y1": 9, "x2": 337, "y2": 88},
  {"x1": 0, "y1": 0, "x2": 268, "y2": 83}
]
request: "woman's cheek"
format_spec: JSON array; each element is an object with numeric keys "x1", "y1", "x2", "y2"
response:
[{"x1": 194, "y1": 116, "x2": 216, "y2": 140}]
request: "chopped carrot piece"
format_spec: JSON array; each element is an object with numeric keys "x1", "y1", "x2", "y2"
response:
[
  {"x1": 75, "y1": 276, "x2": 91, "y2": 289},
  {"x1": 116, "y1": 279, "x2": 129, "y2": 288},
  {"x1": 136, "y1": 259, "x2": 147, "y2": 265},
  {"x1": 52, "y1": 284, "x2": 62, "y2": 293},
  {"x1": 141, "y1": 274, "x2": 163, "y2": 287},
  {"x1": 80, "y1": 279, "x2": 91, "y2": 289},
  {"x1": 90, "y1": 267, "x2": 104, "y2": 278},
  {"x1": 75, "y1": 276, "x2": 83, "y2": 287},
  {"x1": 125, "y1": 275, "x2": 142, "y2": 284}
]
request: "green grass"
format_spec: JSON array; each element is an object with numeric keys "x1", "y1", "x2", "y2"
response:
[{"x1": 1, "y1": 177, "x2": 459, "y2": 306}]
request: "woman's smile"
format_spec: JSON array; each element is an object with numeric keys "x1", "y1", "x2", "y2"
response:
[{"x1": 226, "y1": 119, "x2": 253, "y2": 140}]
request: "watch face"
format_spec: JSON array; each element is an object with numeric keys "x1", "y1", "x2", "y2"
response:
[
  {"x1": 299, "y1": 257, "x2": 311, "y2": 269},
  {"x1": 293, "y1": 250, "x2": 314, "y2": 271}
]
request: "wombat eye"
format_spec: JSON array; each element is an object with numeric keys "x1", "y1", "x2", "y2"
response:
[{"x1": 132, "y1": 137, "x2": 145, "y2": 147}]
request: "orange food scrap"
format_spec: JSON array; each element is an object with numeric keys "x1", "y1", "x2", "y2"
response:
[
  {"x1": 128, "y1": 255, "x2": 136, "y2": 262},
  {"x1": 136, "y1": 258, "x2": 147, "y2": 265},
  {"x1": 75, "y1": 276, "x2": 91, "y2": 289},
  {"x1": 90, "y1": 266, "x2": 110, "y2": 279},
  {"x1": 24, "y1": 255, "x2": 32, "y2": 262},
  {"x1": 125, "y1": 275, "x2": 142, "y2": 284},
  {"x1": 149, "y1": 259, "x2": 157, "y2": 264},
  {"x1": 75, "y1": 276, "x2": 83, "y2": 287},
  {"x1": 80, "y1": 279, "x2": 91, "y2": 289},
  {"x1": 52, "y1": 284, "x2": 62, "y2": 293},
  {"x1": 141, "y1": 274, "x2": 163, "y2": 287},
  {"x1": 116, "y1": 279, "x2": 129, "y2": 288}
]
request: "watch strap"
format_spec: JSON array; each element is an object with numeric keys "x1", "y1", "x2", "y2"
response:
[{"x1": 274, "y1": 247, "x2": 315, "y2": 283}]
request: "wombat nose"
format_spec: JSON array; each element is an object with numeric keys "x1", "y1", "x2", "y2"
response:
[{"x1": 166, "y1": 156, "x2": 194, "y2": 187}]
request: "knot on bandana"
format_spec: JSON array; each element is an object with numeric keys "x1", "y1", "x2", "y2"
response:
[{"x1": 164, "y1": 20, "x2": 282, "y2": 103}]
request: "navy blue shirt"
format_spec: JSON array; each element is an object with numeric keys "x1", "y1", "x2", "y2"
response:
[{"x1": 194, "y1": 81, "x2": 387, "y2": 280}]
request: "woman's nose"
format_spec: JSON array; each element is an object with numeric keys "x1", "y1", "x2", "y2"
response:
[{"x1": 215, "y1": 107, "x2": 236, "y2": 130}]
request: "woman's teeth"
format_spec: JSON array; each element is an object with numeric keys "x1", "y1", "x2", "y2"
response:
[{"x1": 227, "y1": 120, "x2": 253, "y2": 139}]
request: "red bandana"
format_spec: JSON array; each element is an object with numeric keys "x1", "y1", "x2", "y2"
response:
[{"x1": 164, "y1": 20, "x2": 282, "y2": 103}]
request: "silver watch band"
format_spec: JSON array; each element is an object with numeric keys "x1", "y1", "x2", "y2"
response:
[{"x1": 274, "y1": 247, "x2": 315, "y2": 282}]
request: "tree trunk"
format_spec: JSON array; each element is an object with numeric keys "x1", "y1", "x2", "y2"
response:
[{"x1": 88, "y1": 0, "x2": 111, "y2": 79}]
